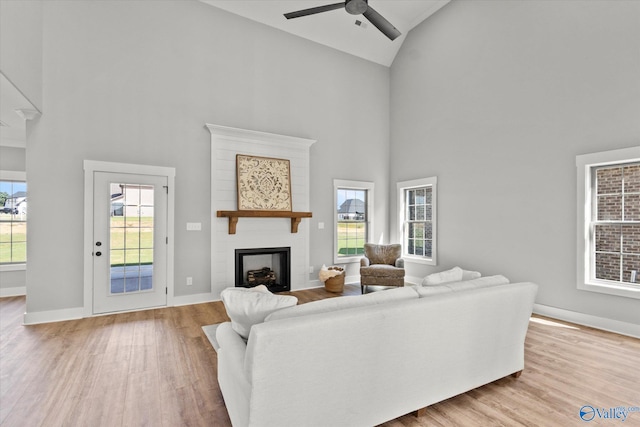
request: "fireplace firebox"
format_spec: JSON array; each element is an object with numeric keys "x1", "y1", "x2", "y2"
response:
[{"x1": 235, "y1": 247, "x2": 291, "y2": 292}]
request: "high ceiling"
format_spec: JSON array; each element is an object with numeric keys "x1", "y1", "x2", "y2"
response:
[
  {"x1": 200, "y1": 0, "x2": 450, "y2": 66},
  {"x1": 1, "y1": 1, "x2": 451, "y2": 148}
]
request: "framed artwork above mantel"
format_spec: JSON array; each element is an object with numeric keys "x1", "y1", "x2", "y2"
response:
[{"x1": 236, "y1": 154, "x2": 292, "y2": 211}]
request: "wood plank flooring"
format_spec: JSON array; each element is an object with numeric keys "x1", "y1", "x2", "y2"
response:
[{"x1": 1, "y1": 285, "x2": 639, "y2": 427}]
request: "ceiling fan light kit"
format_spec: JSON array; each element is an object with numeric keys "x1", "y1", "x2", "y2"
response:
[
  {"x1": 284, "y1": 0, "x2": 401, "y2": 41},
  {"x1": 345, "y1": 0, "x2": 368, "y2": 15}
]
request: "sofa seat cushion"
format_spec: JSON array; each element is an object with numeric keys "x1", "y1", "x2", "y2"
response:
[
  {"x1": 360, "y1": 264, "x2": 405, "y2": 278},
  {"x1": 220, "y1": 285, "x2": 298, "y2": 339},
  {"x1": 415, "y1": 275, "x2": 510, "y2": 297},
  {"x1": 265, "y1": 286, "x2": 418, "y2": 322}
]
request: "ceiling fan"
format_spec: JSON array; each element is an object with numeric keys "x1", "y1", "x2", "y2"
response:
[{"x1": 284, "y1": 0, "x2": 401, "y2": 41}]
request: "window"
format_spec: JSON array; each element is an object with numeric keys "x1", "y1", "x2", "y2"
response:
[
  {"x1": 334, "y1": 180, "x2": 373, "y2": 263},
  {"x1": 0, "y1": 172, "x2": 27, "y2": 269},
  {"x1": 577, "y1": 147, "x2": 640, "y2": 299},
  {"x1": 397, "y1": 177, "x2": 437, "y2": 265}
]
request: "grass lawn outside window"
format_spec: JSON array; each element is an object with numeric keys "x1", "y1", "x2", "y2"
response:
[
  {"x1": 109, "y1": 216, "x2": 154, "y2": 266},
  {"x1": 0, "y1": 213, "x2": 26, "y2": 265}
]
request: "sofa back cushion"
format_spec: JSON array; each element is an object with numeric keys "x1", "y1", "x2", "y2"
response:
[
  {"x1": 265, "y1": 286, "x2": 418, "y2": 323},
  {"x1": 415, "y1": 275, "x2": 509, "y2": 297},
  {"x1": 421, "y1": 266, "x2": 481, "y2": 285}
]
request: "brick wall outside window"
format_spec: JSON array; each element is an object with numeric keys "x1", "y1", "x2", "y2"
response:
[{"x1": 594, "y1": 164, "x2": 640, "y2": 283}]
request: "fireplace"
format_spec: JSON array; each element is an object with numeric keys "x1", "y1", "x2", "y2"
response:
[
  {"x1": 235, "y1": 247, "x2": 291, "y2": 292},
  {"x1": 209, "y1": 125, "x2": 315, "y2": 295}
]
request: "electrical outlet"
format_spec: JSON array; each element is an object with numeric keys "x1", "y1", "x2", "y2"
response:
[
  {"x1": 309, "y1": 266, "x2": 314, "y2": 274},
  {"x1": 186, "y1": 277, "x2": 193, "y2": 286}
]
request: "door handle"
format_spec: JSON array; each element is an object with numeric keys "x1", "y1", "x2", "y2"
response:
[
  {"x1": 96, "y1": 241, "x2": 102, "y2": 246},
  {"x1": 95, "y1": 251, "x2": 102, "y2": 256}
]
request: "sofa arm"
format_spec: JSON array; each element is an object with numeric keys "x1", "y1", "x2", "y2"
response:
[
  {"x1": 360, "y1": 257, "x2": 370, "y2": 267},
  {"x1": 216, "y1": 321, "x2": 248, "y2": 356},
  {"x1": 216, "y1": 322, "x2": 251, "y2": 427},
  {"x1": 395, "y1": 258, "x2": 405, "y2": 268}
]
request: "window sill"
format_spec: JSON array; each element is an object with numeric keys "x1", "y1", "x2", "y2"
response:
[
  {"x1": 0, "y1": 264, "x2": 26, "y2": 272},
  {"x1": 403, "y1": 255, "x2": 436, "y2": 266},
  {"x1": 334, "y1": 256, "x2": 363, "y2": 265},
  {"x1": 578, "y1": 280, "x2": 640, "y2": 300}
]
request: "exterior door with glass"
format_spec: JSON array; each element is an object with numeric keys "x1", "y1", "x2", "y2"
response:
[{"x1": 93, "y1": 172, "x2": 167, "y2": 314}]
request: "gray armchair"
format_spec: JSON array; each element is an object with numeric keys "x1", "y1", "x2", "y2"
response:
[{"x1": 359, "y1": 243, "x2": 405, "y2": 294}]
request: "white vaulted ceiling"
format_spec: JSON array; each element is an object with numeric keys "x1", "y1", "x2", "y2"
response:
[{"x1": 200, "y1": 0, "x2": 450, "y2": 66}]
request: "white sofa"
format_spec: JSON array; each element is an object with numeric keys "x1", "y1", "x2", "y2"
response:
[{"x1": 216, "y1": 278, "x2": 538, "y2": 427}]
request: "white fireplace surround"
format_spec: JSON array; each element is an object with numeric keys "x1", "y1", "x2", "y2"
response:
[{"x1": 207, "y1": 124, "x2": 316, "y2": 298}]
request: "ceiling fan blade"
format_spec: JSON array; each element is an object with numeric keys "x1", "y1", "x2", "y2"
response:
[
  {"x1": 362, "y1": 6, "x2": 401, "y2": 41},
  {"x1": 284, "y1": 3, "x2": 345, "y2": 20}
]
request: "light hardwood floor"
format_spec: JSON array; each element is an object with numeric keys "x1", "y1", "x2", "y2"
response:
[{"x1": 1, "y1": 285, "x2": 639, "y2": 427}]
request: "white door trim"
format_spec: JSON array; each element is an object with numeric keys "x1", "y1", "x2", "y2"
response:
[{"x1": 83, "y1": 160, "x2": 175, "y2": 317}]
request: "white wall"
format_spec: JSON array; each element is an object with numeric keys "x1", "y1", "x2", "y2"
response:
[
  {"x1": 0, "y1": 0, "x2": 42, "y2": 110},
  {"x1": 0, "y1": 1, "x2": 37, "y2": 293},
  {"x1": 0, "y1": 147, "x2": 25, "y2": 171},
  {"x1": 20, "y1": 0, "x2": 389, "y2": 316},
  {"x1": 390, "y1": 0, "x2": 640, "y2": 325}
]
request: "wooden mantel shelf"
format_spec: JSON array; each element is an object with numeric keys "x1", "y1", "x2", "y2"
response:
[{"x1": 217, "y1": 210, "x2": 312, "y2": 234}]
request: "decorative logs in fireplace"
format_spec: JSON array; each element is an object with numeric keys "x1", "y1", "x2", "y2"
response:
[{"x1": 247, "y1": 267, "x2": 277, "y2": 287}]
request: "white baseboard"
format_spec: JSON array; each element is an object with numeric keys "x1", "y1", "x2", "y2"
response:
[
  {"x1": 172, "y1": 292, "x2": 217, "y2": 306},
  {"x1": 298, "y1": 279, "x2": 323, "y2": 290},
  {"x1": 0, "y1": 286, "x2": 26, "y2": 297},
  {"x1": 345, "y1": 275, "x2": 359, "y2": 285},
  {"x1": 23, "y1": 307, "x2": 85, "y2": 325},
  {"x1": 24, "y1": 294, "x2": 219, "y2": 323},
  {"x1": 533, "y1": 303, "x2": 640, "y2": 339}
]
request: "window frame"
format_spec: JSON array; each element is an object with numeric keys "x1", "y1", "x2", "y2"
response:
[
  {"x1": 576, "y1": 147, "x2": 640, "y2": 300},
  {"x1": 397, "y1": 177, "x2": 437, "y2": 266},
  {"x1": 333, "y1": 179, "x2": 374, "y2": 264},
  {"x1": 0, "y1": 170, "x2": 27, "y2": 272}
]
